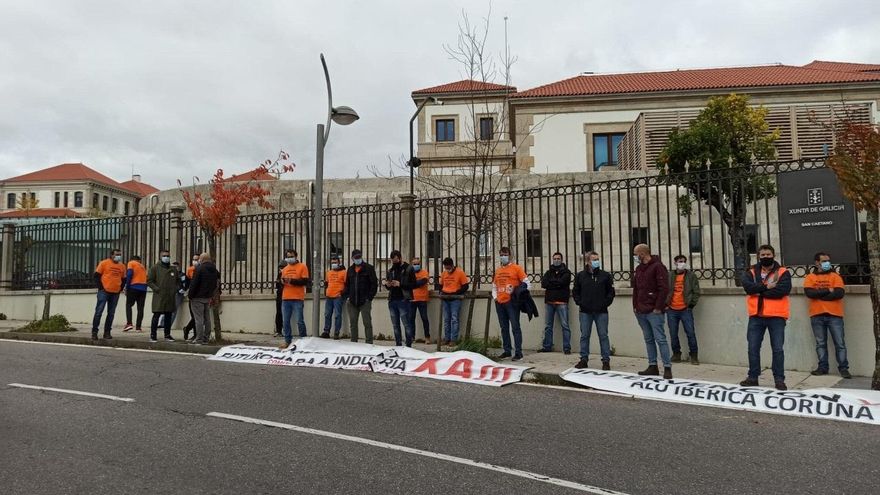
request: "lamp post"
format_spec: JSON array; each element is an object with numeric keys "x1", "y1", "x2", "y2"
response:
[
  {"x1": 312, "y1": 53, "x2": 359, "y2": 337},
  {"x1": 406, "y1": 97, "x2": 441, "y2": 258}
]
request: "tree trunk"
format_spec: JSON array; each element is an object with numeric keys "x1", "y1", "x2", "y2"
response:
[
  {"x1": 865, "y1": 208, "x2": 880, "y2": 391},
  {"x1": 727, "y1": 221, "x2": 749, "y2": 287},
  {"x1": 207, "y1": 232, "x2": 223, "y2": 343}
]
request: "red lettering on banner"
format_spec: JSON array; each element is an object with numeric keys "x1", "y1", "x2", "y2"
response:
[
  {"x1": 412, "y1": 358, "x2": 442, "y2": 375},
  {"x1": 442, "y1": 359, "x2": 473, "y2": 379},
  {"x1": 477, "y1": 365, "x2": 512, "y2": 382},
  {"x1": 857, "y1": 399, "x2": 880, "y2": 406}
]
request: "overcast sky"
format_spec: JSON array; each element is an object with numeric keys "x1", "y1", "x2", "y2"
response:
[{"x1": 1, "y1": 0, "x2": 879, "y2": 190}]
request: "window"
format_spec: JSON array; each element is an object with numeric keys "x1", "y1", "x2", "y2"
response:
[
  {"x1": 92, "y1": 193, "x2": 99, "y2": 208},
  {"x1": 593, "y1": 133, "x2": 625, "y2": 170},
  {"x1": 631, "y1": 227, "x2": 649, "y2": 248},
  {"x1": 479, "y1": 117, "x2": 494, "y2": 141},
  {"x1": 123, "y1": 201, "x2": 130, "y2": 215},
  {"x1": 525, "y1": 228, "x2": 542, "y2": 258},
  {"x1": 376, "y1": 232, "x2": 391, "y2": 259},
  {"x1": 54, "y1": 192, "x2": 60, "y2": 208},
  {"x1": 6, "y1": 193, "x2": 15, "y2": 209},
  {"x1": 688, "y1": 227, "x2": 703, "y2": 254},
  {"x1": 426, "y1": 230, "x2": 442, "y2": 259},
  {"x1": 74, "y1": 192, "x2": 83, "y2": 208},
  {"x1": 111, "y1": 198, "x2": 118, "y2": 213},
  {"x1": 580, "y1": 229, "x2": 594, "y2": 254},
  {"x1": 328, "y1": 232, "x2": 344, "y2": 258},
  {"x1": 478, "y1": 231, "x2": 491, "y2": 257},
  {"x1": 29, "y1": 192, "x2": 35, "y2": 201},
  {"x1": 435, "y1": 119, "x2": 455, "y2": 142},
  {"x1": 102, "y1": 196, "x2": 109, "y2": 211},
  {"x1": 234, "y1": 234, "x2": 248, "y2": 261},
  {"x1": 63, "y1": 192, "x2": 69, "y2": 208},
  {"x1": 745, "y1": 224, "x2": 759, "y2": 254}
]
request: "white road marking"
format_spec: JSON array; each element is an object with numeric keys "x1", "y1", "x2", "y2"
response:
[
  {"x1": 0, "y1": 338, "x2": 208, "y2": 357},
  {"x1": 207, "y1": 411, "x2": 630, "y2": 494},
  {"x1": 8, "y1": 383, "x2": 135, "y2": 402}
]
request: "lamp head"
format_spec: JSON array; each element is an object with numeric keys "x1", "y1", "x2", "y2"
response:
[{"x1": 331, "y1": 106, "x2": 359, "y2": 125}]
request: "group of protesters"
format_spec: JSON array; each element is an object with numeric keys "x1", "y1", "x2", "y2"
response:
[{"x1": 91, "y1": 240, "x2": 852, "y2": 388}]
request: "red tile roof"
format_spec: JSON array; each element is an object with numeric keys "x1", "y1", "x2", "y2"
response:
[
  {"x1": 512, "y1": 64, "x2": 880, "y2": 99},
  {"x1": 225, "y1": 168, "x2": 278, "y2": 182},
  {"x1": 0, "y1": 208, "x2": 84, "y2": 219},
  {"x1": 412, "y1": 79, "x2": 516, "y2": 96},
  {"x1": 119, "y1": 180, "x2": 160, "y2": 197},
  {"x1": 802, "y1": 60, "x2": 880, "y2": 73}
]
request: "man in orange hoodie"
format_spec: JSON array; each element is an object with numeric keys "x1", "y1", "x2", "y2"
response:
[
  {"x1": 321, "y1": 255, "x2": 347, "y2": 339},
  {"x1": 803, "y1": 251, "x2": 851, "y2": 379}
]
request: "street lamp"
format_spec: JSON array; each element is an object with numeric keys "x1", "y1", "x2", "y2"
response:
[
  {"x1": 406, "y1": 96, "x2": 441, "y2": 259},
  {"x1": 313, "y1": 53, "x2": 359, "y2": 337}
]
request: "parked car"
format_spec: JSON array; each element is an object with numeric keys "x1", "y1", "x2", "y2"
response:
[{"x1": 21, "y1": 270, "x2": 93, "y2": 290}]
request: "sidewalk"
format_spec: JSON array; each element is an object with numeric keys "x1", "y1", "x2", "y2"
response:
[{"x1": 0, "y1": 318, "x2": 862, "y2": 390}]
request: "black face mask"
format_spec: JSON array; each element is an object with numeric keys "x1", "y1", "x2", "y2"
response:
[{"x1": 760, "y1": 257, "x2": 775, "y2": 267}]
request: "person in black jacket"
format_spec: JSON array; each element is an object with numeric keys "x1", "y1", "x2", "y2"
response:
[
  {"x1": 342, "y1": 249, "x2": 378, "y2": 344},
  {"x1": 273, "y1": 260, "x2": 285, "y2": 338},
  {"x1": 572, "y1": 251, "x2": 616, "y2": 369},
  {"x1": 539, "y1": 252, "x2": 572, "y2": 354},
  {"x1": 383, "y1": 250, "x2": 412, "y2": 346},
  {"x1": 187, "y1": 253, "x2": 220, "y2": 344}
]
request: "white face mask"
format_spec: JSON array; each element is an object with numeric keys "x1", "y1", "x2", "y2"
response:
[
  {"x1": 633, "y1": 255, "x2": 641, "y2": 265},
  {"x1": 192, "y1": 260, "x2": 199, "y2": 266},
  {"x1": 331, "y1": 263, "x2": 339, "y2": 270},
  {"x1": 112, "y1": 255, "x2": 122, "y2": 262},
  {"x1": 676, "y1": 262, "x2": 687, "y2": 271}
]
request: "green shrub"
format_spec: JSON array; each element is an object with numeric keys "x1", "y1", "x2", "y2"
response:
[
  {"x1": 0, "y1": 313, "x2": 7, "y2": 320},
  {"x1": 19, "y1": 314, "x2": 73, "y2": 333}
]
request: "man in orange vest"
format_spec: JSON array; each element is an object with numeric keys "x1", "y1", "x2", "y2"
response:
[
  {"x1": 182, "y1": 253, "x2": 200, "y2": 340},
  {"x1": 321, "y1": 255, "x2": 347, "y2": 339},
  {"x1": 280, "y1": 248, "x2": 310, "y2": 348},
  {"x1": 493, "y1": 246, "x2": 529, "y2": 361},
  {"x1": 740, "y1": 244, "x2": 792, "y2": 390},
  {"x1": 405, "y1": 256, "x2": 432, "y2": 345},
  {"x1": 803, "y1": 251, "x2": 851, "y2": 379},
  {"x1": 92, "y1": 248, "x2": 126, "y2": 340},
  {"x1": 123, "y1": 254, "x2": 147, "y2": 332}
]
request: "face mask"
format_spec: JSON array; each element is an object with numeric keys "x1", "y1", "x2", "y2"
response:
[
  {"x1": 285, "y1": 257, "x2": 296, "y2": 264},
  {"x1": 633, "y1": 255, "x2": 641, "y2": 265},
  {"x1": 820, "y1": 261, "x2": 832, "y2": 272},
  {"x1": 412, "y1": 264, "x2": 421, "y2": 271},
  {"x1": 331, "y1": 263, "x2": 339, "y2": 270},
  {"x1": 676, "y1": 262, "x2": 687, "y2": 271},
  {"x1": 500, "y1": 255, "x2": 510, "y2": 265},
  {"x1": 353, "y1": 258, "x2": 363, "y2": 265},
  {"x1": 591, "y1": 260, "x2": 601, "y2": 269},
  {"x1": 161, "y1": 256, "x2": 170, "y2": 264},
  {"x1": 552, "y1": 260, "x2": 562, "y2": 267},
  {"x1": 192, "y1": 260, "x2": 199, "y2": 266},
  {"x1": 760, "y1": 257, "x2": 775, "y2": 267},
  {"x1": 112, "y1": 255, "x2": 122, "y2": 262}
]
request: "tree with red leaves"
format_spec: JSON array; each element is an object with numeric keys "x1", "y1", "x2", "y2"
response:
[
  {"x1": 827, "y1": 120, "x2": 880, "y2": 390},
  {"x1": 178, "y1": 151, "x2": 295, "y2": 341}
]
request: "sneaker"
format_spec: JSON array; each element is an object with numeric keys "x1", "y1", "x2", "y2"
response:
[
  {"x1": 638, "y1": 365, "x2": 660, "y2": 376},
  {"x1": 103, "y1": 334, "x2": 113, "y2": 340},
  {"x1": 671, "y1": 352, "x2": 682, "y2": 363},
  {"x1": 164, "y1": 336, "x2": 175, "y2": 342},
  {"x1": 840, "y1": 369, "x2": 852, "y2": 379},
  {"x1": 740, "y1": 378, "x2": 759, "y2": 386},
  {"x1": 273, "y1": 332, "x2": 282, "y2": 338},
  {"x1": 537, "y1": 348, "x2": 553, "y2": 353},
  {"x1": 278, "y1": 342, "x2": 290, "y2": 350},
  {"x1": 91, "y1": 333, "x2": 99, "y2": 340},
  {"x1": 123, "y1": 324, "x2": 133, "y2": 332},
  {"x1": 135, "y1": 328, "x2": 144, "y2": 333},
  {"x1": 563, "y1": 350, "x2": 571, "y2": 355},
  {"x1": 512, "y1": 354, "x2": 523, "y2": 361},
  {"x1": 149, "y1": 338, "x2": 158, "y2": 343},
  {"x1": 320, "y1": 331, "x2": 330, "y2": 339},
  {"x1": 602, "y1": 361, "x2": 611, "y2": 371},
  {"x1": 663, "y1": 367, "x2": 673, "y2": 379},
  {"x1": 775, "y1": 381, "x2": 788, "y2": 391},
  {"x1": 499, "y1": 352, "x2": 512, "y2": 359},
  {"x1": 810, "y1": 368, "x2": 829, "y2": 376},
  {"x1": 574, "y1": 358, "x2": 589, "y2": 369},
  {"x1": 193, "y1": 341, "x2": 204, "y2": 346},
  {"x1": 424, "y1": 337, "x2": 432, "y2": 345}
]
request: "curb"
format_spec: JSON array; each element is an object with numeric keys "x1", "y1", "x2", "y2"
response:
[
  {"x1": 0, "y1": 331, "x2": 224, "y2": 355},
  {"x1": 523, "y1": 370, "x2": 578, "y2": 388}
]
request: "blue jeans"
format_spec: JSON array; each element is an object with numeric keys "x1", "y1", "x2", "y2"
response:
[
  {"x1": 92, "y1": 290, "x2": 120, "y2": 333},
  {"x1": 442, "y1": 299, "x2": 462, "y2": 343},
  {"x1": 409, "y1": 301, "x2": 430, "y2": 339},
  {"x1": 579, "y1": 312, "x2": 610, "y2": 362},
  {"x1": 323, "y1": 297, "x2": 344, "y2": 335},
  {"x1": 636, "y1": 312, "x2": 672, "y2": 367},
  {"x1": 542, "y1": 303, "x2": 571, "y2": 352},
  {"x1": 747, "y1": 316, "x2": 786, "y2": 381},
  {"x1": 496, "y1": 301, "x2": 522, "y2": 356},
  {"x1": 810, "y1": 315, "x2": 848, "y2": 372},
  {"x1": 389, "y1": 299, "x2": 413, "y2": 346},
  {"x1": 667, "y1": 308, "x2": 698, "y2": 354},
  {"x1": 282, "y1": 299, "x2": 306, "y2": 344}
]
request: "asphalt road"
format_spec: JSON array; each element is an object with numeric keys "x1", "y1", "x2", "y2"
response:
[{"x1": 1, "y1": 340, "x2": 877, "y2": 495}]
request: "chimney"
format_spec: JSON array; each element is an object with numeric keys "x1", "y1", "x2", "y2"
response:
[{"x1": 132, "y1": 174, "x2": 141, "y2": 183}]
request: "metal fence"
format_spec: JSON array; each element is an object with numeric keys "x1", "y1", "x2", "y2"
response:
[{"x1": 5, "y1": 160, "x2": 871, "y2": 293}]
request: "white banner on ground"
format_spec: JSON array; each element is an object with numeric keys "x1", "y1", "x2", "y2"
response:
[
  {"x1": 560, "y1": 368, "x2": 880, "y2": 426},
  {"x1": 208, "y1": 339, "x2": 530, "y2": 386},
  {"x1": 371, "y1": 347, "x2": 530, "y2": 387}
]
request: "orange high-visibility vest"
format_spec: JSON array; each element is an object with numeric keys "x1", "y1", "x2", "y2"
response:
[{"x1": 746, "y1": 266, "x2": 789, "y2": 318}]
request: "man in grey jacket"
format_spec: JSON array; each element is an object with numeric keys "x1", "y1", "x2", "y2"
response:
[{"x1": 666, "y1": 255, "x2": 701, "y2": 365}]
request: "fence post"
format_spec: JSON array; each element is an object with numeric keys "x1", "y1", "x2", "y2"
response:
[
  {"x1": 0, "y1": 223, "x2": 14, "y2": 291},
  {"x1": 170, "y1": 207, "x2": 184, "y2": 263},
  {"x1": 399, "y1": 193, "x2": 416, "y2": 260}
]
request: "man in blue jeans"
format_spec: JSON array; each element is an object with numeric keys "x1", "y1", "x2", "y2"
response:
[
  {"x1": 383, "y1": 250, "x2": 412, "y2": 346},
  {"x1": 666, "y1": 254, "x2": 701, "y2": 365},
  {"x1": 493, "y1": 247, "x2": 529, "y2": 361},
  {"x1": 438, "y1": 257, "x2": 469, "y2": 345},
  {"x1": 803, "y1": 251, "x2": 851, "y2": 379},
  {"x1": 279, "y1": 249, "x2": 310, "y2": 348},
  {"x1": 539, "y1": 252, "x2": 572, "y2": 354},
  {"x1": 632, "y1": 244, "x2": 673, "y2": 379},
  {"x1": 572, "y1": 251, "x2": 615, "y2": 369}
]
